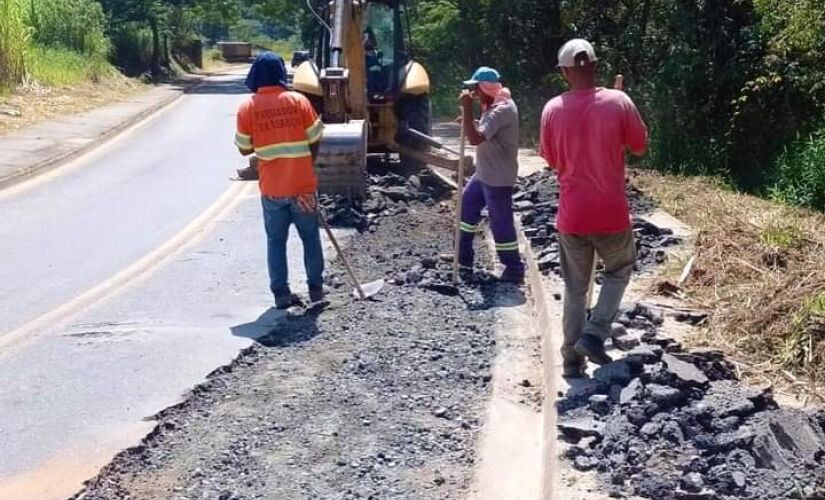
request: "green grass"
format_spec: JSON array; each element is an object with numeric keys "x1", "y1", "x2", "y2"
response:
[
  {"x1": 768, "y1": 123, "x2": 825, "y2": 211},
  {"x1": 780, "y1": 292, "x2": 825, "y2": 370},
  {"x1": 262, "y1": 37, "x2": 301, "y2": 58},
  {"x1": 206, "y1": 48, "x2": 222, "y2": 61},
  {"x1": 759, "y1": 224, "x2": 803, "y2": 249},
  {"x1": 0, "y1": 0, "x2": 30, "y2": 89},
  {"x1": 26, "y1": 44, "x2": 114, "y2": 86},
  {"x1": 26, "y1": 0, "x2": 109, "y2": 57}
]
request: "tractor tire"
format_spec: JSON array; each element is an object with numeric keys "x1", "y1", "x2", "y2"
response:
[{"x1": 396, "y1": 94, "x2": 432, "y2": 172}]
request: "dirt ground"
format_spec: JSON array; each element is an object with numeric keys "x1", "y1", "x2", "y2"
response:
[{"x1": 0, "y1": 76, "x2": 148, "y2": 137}]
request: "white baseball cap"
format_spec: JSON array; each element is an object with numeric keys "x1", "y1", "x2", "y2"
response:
[{"x1": 558, "y1": 39, "x2": 598, "y2": 67}]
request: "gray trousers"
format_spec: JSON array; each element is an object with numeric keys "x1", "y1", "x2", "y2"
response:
[{"x1": 559, "y1": 230, "x2": 636, "y2": 364}]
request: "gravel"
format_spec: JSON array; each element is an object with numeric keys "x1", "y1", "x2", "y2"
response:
[
  {"x1": 70, "y1": 187, "x2": 509, "y2": 500},
  {"x1": 319, "y1": 170, "x2": 450, "y2": 232}
]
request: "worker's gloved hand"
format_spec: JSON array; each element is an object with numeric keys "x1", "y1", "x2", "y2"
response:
[{"x1": 296, "y1": 193, "x2": 317, "y2": 213}]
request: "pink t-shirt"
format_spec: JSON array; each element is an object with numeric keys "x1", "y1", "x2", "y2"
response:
[{"x1": 539, "y1": 88, "x2": 648, "y2": 234}]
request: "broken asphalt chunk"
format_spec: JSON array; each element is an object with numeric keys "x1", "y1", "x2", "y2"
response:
[
  {"x1": 663, "y1": 353, "x2": 709, "y2": 387},
  {"x1": 646, "y1": 384, "x2": 684, "y2": 409},
  {"x1": 558, "y1": 417, "x2": 605, "y2": 441},
  {"x1": 626, "y1": 344, "x2": 664, "y2": 364},
  {"x1": 589, "y1": 395, "x2": 611, "y2": 416},
  {"x1": 594, "y1": 361, "x2": 633, "y2": 386},
  {"x1": 620, "y1": 378, "x2": 644, "y2": 405},
  {"x1": 693, "y1": 426, "x2": 755, "y2": 454}
]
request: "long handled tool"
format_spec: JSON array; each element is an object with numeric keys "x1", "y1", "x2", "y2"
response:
[
  {"x1": 318, "y1": 212, "x2": 385, "y2": 300},
  {"x1": 452, "y1": 124, "x2": 467, "y2": 284},
  {"x1": 586, "y1": 249, "x2": 598, "y2": 311}
]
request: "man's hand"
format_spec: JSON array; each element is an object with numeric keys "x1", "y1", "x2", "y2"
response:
[
  {"x1": 613, "y1": 74, "x2": 624, "y2": 91},
  {"x1": 459, "y1": 90, "x2": 474, "y2": 109},
  {"x1": 296, "y1": 193, "x2": 317, "y2": 213}
]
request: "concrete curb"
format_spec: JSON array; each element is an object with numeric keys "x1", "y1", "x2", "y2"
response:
[
  {"x1": 514, "y1": 218, "x2": 562, "y2": 500},
  {"x1": 0, "y1": 68, "x2": 239, "y2": 192},
  {"x1": 467, "y1": 228, "x2": 544, "y2": 500}
]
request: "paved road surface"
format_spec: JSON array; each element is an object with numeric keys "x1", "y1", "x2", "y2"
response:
[{"x1": 0, "y1": 71, "x2": 338, "y2": 500}]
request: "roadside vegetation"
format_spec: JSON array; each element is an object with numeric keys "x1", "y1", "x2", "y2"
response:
[
  {"x1": 410, "y1": 0, "x2": 825, "y2": 212},
  {"x1": 0, "y1": 0, "x2": 299, "y2": 131},
  {"x1": 634, "y1": 170, "x2": 825, "y2": 402}
]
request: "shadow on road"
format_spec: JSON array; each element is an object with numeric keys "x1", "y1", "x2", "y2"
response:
[
  {"x1": 465, "y1": 281, "x2": 527, "y2": 311},
  {"x1": 230, "y1": 303, "x2": 328, "y2": 348},
  {"x1": 231, "y1": 307, "x2": 287, "y2": 341},
  {"x1": 186, "y1": 79, "x2": 250, "y2": 95}
]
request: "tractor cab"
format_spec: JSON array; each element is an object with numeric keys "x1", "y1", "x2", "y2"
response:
[{"x1": 362, "y1": 1, "x2": 410, "y2": 102}]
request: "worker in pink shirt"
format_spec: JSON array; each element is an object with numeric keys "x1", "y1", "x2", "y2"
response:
[{"x1": 539, "y1": 39, "x2": 648, "y2": 378}]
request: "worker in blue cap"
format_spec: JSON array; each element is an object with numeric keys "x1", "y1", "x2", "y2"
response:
[{"x1": 457, "y1": 66, "x2": 525, "y2": 283}]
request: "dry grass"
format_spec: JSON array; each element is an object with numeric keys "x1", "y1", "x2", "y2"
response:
[
  {"x1": 0, "y1": 73, "x2": 147, "y2": 136},
  {"x1": 632, "y1": 169, "x2": 825, "y2": 404}
]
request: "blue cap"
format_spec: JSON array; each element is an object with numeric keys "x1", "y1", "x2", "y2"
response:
[{"x1": 463, "y1": 66, "x2": 501, "y2": 87}]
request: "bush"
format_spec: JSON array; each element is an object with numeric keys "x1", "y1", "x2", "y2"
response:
[
  {"x1": 110, "y1": 24, "x2": 154, "y2": 77},
  {"x1": 26, "y1": 0, "x2": 110, "y2": 59},
  {"x1": 768, "y1": 123, "x2": 825, "y2": 210},
  {"x1": 0, "y1": 0, "x2": 29, "y2": 89}
]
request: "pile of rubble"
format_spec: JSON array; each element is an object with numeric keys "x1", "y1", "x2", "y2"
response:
[
  {"x1": 514, "y1": 171, "x2": 680, "y2": 276},
  {"x1": 558, "y1": 304, "x2": 825, "y2": 500},
  {"x1": 319, "y1": 170, "x2": 449, "y2": 231}
]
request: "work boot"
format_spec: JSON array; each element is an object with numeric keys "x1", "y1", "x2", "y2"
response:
[
  {"x1": 563, "y1": 359, "x2": 587, "y2": 379},
  {"x1": 499, "y1": 267, "x2": 525, "y2": 285},
  {"x1": 459, "y1": 265, "x2": 475, "y2": 283},
  {"x1": 275, "y1": 292, "x2": 300, "y2": 310},
  {"x1": 574, "y1": 334, "x2": 613, "y2": 365},
  {"x1": 309, "y1": 286, "x2": 325, "y2": 303}
]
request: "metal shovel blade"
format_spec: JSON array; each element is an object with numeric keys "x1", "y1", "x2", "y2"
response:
[{"x1": 352, "y1": 279, "x2": 386, "y2": 300}]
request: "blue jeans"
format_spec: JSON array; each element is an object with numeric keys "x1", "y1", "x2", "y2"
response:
[{"x1": 261, "y1": 196, "x2": 324, "y2": 297}]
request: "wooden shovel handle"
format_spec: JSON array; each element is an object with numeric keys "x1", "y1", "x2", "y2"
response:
[{"x1": 318, "y1": 212, "x2": 367, "y2": 300}]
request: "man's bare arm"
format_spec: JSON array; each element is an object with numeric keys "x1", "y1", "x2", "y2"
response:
[{"x1": 459, "y1": 90, "x2": 486, "y2": 146}]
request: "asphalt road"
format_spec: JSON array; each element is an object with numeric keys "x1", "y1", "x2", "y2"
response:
[{"x1": 0, "y1": 71, "x2": 338, "y2": 500}]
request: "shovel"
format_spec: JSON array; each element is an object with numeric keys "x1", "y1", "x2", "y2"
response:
[{"x1": 318, "y1": 212, "x2": 384, "y2": 300}]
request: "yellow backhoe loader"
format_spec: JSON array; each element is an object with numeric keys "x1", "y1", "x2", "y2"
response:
[{"x1": 287, "y1": 0, "x2": 467, "y2": 197}]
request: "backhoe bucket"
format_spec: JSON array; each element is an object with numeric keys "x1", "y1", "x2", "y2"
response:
[{"x1": 316, "y1": 120, "x2": 368, "y2": 198}]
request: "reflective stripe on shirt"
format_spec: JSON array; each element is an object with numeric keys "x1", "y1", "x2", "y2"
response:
[{"x1": 255, "y1": 139, "x2": 312, "y2": 161}]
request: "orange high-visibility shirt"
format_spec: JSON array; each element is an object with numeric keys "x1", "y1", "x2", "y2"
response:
[{"x1": 235, "y1": 86, "x2": 324, "y2": 197}]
